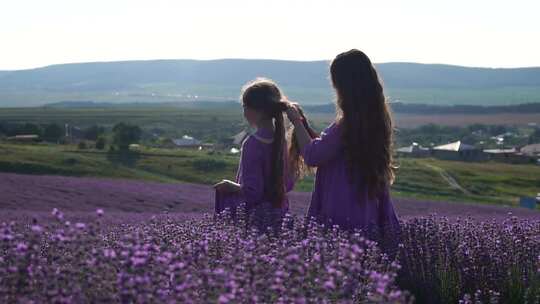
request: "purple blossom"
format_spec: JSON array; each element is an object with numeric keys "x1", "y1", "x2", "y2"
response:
[
  {"x1": 16, "y1": 242, "x2": 28, "y2": 252},
  {"x1": 31, "y1": 225, "x2": 43, "y2": 233},
  {"x1": 0, "y1": 207, "x2": 538, "y2": 303}
]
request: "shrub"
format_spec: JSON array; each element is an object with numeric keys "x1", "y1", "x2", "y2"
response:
[
  {"x1": 191, "y1": 158, "x2": 227, "y2": 171},
  {"x1": 43, "y1": 123, "x2": 64, "y2": 142},
  {"x1": 112, "y1": 123, "x2": 142, "y2": 150},
  {"x1": 83, "y1": 125, "x2": 105, "y2": 141},
  {"x1": 95, "y1": 137, "x2": 106, "y2": 150},
  {"x1": 78, "y1": 141, "x2": 87, "y2": 150},
  {"x1": 63, "y1": 158, "x2": 78, "y2": 166}
]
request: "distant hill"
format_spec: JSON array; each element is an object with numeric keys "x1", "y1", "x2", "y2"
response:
[
  {"x1": 42, "y1": 100, "x2": 540, "y2": 116},
  {"x1": 43, "y1": 100, "x2": 240, "y2": 109},
  {"x1": 305, "y1": 102, "x2": 540, "y2": 115},
  {"x1": 1, "y1": 59, "x2": 540, "y2": 107}
]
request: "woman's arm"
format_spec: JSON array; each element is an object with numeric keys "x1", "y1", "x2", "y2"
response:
[
  {"x1": 297, "y1": 106, "x2": 319, "y2": 139},
  {"x1": 300, "y1": 123, "x2": 342, "y2": 167},
  {"x1": 286, "y1": 105, "x2": 312, "y2": 151},
  {"x1": 286, "y1": 104, "x2": 342, "y2": 167}
]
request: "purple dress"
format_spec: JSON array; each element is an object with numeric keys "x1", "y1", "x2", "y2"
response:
[
  {"x1": 302, "y1": 122, "x2": 400, "y2": 239},
  {"x1": 215, "y1": 128, "x2": 293, "y2": 230}
]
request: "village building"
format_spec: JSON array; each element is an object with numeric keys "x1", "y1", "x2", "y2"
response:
[
  {"x1": 483, "y1": 148, "x2": 532, "y2": 164},
  {"x1": 520, "y1": 143, "x2": 540, "y2": 156},
  {"x1": 396, "y1": 142, "x2": 430, "y2": 158},
  {"x1": 6, "y1": 134, "x2": 40, "y2": 142},
  {"x1": 432, "y1": 140, "x2": 487, "y2": 161},
  {"x1": 64, "y1": 124, "x2": 84, "y2": 143},
  {"x1": 128, "y1": 144, "x2": 141, "y2": 151},
  {"x1": 171, "y1": 135, "x2": 213, "y2": 150}
]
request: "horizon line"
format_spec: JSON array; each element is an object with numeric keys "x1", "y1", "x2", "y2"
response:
[{"x1": 2, "y1": 57, "x2": 540, "y2": 72}]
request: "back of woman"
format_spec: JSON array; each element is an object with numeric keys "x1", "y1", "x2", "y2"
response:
[
  {"x1": 287, "y1": 49, "x2": 400, "y2": 248},
  {"x1": 302, "y1": 122, "x2": 398, "y2": 235}
]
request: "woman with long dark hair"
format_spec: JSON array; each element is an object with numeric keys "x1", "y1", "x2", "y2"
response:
[{"x1": 286, "y1": 49, "x2": 400, "y2": 243}]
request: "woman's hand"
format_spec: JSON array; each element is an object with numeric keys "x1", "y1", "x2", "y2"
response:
[
  {"x1": 213, "y1": 179, "x2": 241, "y2": 193},
  {"x1": 283, "y1": 102, "x2": 313, "y2": 151},
  {"x1": 286, "y1": 103, "x2": 304, "y2": 125}
]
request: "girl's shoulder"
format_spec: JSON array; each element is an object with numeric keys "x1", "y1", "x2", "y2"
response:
[
  {"x1": 250, "y1": 133, "x2": 274, "y2": 145},
  {"x1": 240, "y1": 134, "x2": 271, "y2": 161},
  {"x1": 241, "y1": 134, "x2": 266, "y2": 151},
  {"x1": 243, "y1": 129, "x2": 274, "y2": 147}
]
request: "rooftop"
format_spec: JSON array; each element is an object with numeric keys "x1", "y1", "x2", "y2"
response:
[{"x1": 433, "y1": 140, "x2": 476, "y2": 152}]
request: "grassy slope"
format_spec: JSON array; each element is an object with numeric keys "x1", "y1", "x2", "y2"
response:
[
  {"x1": 0, "y1": 144, "x2": 238, "y2": 184},
  {"x1": 1, "y1": 143, "x2": 539, "y2": 207}
]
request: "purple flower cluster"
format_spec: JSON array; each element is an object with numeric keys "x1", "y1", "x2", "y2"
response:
[
  {"x1": 1, "y1": 208, "x2": 539, "y2": 303},
  {"x1": 398, "y1": 215, "x2": 540, "y2": 304},
  {"x1": 0, "y1": 209, "x2": 408, "y2": 303}
]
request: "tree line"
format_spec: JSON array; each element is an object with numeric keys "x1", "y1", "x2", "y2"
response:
[
  {"x1": 304, "y1": 102, "x2": 540, "y2": 115},
  {"x1": 0, "y1": 122, "x2": 142, "y2": 151}
]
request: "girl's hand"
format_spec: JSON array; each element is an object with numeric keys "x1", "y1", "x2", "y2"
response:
[{"x1": 213, "y1": 179, "x2": 241, "y2": 193}]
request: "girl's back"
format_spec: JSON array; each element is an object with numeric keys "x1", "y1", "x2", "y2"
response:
[
  {"x1": 214, "y1": 78, "x2": 292, "y2": 232},
  {"x1": 236, "y1": 127, "x2": 292, "y2": 211}
]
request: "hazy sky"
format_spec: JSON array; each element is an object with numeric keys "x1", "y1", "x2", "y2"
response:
[{"x1": 2, "y1": 0, "x2": 539, "y2": 70}]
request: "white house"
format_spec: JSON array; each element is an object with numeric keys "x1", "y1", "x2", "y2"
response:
[
  {"x1": 520, "y1": 143, "x2": 540, "y2": 156},
  {"x1": 173, "y1": 135, "x2": 202, "y2": 147},
  {"x1": 432, "y1": 140, "x2": 486, "y2": 161}
]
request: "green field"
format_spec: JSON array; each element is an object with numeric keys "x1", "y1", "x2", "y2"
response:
[
  {"x1": 0, "y1": 106, "x2": 246, "y2": 143},
  {"x1": 1, "y1": 105, "x2": 538, "y2": 207},
  {"x1": 1, "y1": 143, "x2": 538, "y2": 207},
  {"x1": 0, "y1": 106, "x2": 335, "y2": 144},
  {"x1": 387, "y1": 86, "x2": 540, "y2": 105}
]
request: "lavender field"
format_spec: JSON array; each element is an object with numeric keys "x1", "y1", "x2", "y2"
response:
[
  {"x1": 1, "y1": 173, "x2": 540, "y2": 303},
  {"x1": 1, "y1": 173, "x2": 539, "y2": 220}
]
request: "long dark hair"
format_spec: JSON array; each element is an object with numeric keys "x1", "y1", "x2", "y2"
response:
[
  {"x1": 241, "y1": 78, "x2": 289, "y2": 207},
  {"x1": 288, "y1": 103, "x2": 318, "y2": 180},
  {"x1": 330, "y1": 49, "x2": 395, "y2": 198}
]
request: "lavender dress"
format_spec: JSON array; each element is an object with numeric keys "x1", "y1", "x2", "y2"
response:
[
  {"x1": 215, "y1": 128, "x2": 293, "y2": 230},
  {"x1": 302, "y1": 122, "x2": 400, "y2": 241}
]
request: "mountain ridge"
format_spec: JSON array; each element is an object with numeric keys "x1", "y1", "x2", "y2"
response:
[{"x1": 1, "y1": 59, "x2": 540, "y2": 107}]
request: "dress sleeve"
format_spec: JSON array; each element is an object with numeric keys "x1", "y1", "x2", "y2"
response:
[
  {"x1": 301, "y1": 123, "x2": 342, "y2": 167},
  {"x1": 238, "y1": 137, "x2": 265, "y2": 206}
]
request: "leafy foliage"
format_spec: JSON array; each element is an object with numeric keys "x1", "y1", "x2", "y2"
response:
[
  {"x1": 95, "y1": 136, "x2": 106, "y2": 150},
  {"x1": 42, "y1": 123, "x2": 64, "y2": 142},
  {"x1": 83, "y1": 125, "x2": 105, "y2": 141},
  {"x1": 112, "y1": 123, "x2": 142, "y2": 150}
]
